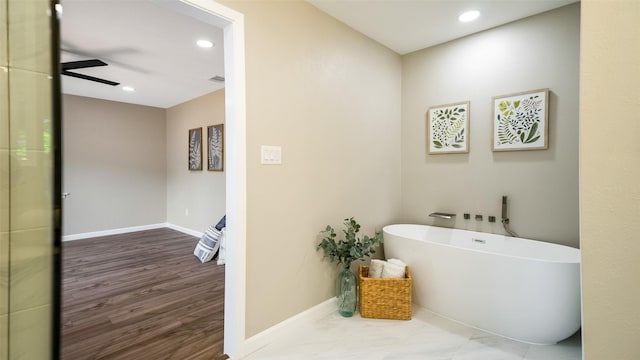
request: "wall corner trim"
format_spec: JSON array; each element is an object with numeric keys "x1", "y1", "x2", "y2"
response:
[
  {"x1": 242, "y1": 298, "x2": 337, "y2": 358},
  {"x1": 165, "y1": 223, "x2": 204, "y2": 238}
]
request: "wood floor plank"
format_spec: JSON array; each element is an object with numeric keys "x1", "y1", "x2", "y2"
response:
[{"x1": 61, "y1": 228, "x2": 226, "y2": 360}]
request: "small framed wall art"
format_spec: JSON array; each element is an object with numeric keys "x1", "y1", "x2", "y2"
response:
[
  {"x1": 188, "y1": 127, "x2": 203, "y2": 171},
  {"x1": 426, "y1": 101, "x2": 470, "y2": 154},
  {"x1": 207, "y1": 124, "x2": 224, "y2": 171},
  {"x1": 492, "y1": 88, "x2": 549, "y2": 151}
]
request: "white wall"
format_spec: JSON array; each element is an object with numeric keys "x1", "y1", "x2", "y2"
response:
[
  {"x1": 62, "y1": 95, "x2": 167, "y2": 235},
  {"x1": 401, "y1": 4, "x2": 580, "y2": 247},
  {"x1": 166, "y1": 89, "x2": 226, "y2": 232}
]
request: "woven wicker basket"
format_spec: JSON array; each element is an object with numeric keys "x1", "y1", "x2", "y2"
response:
[{"x1": 358, "y1": 265, "x2": 412, "y2": 320}]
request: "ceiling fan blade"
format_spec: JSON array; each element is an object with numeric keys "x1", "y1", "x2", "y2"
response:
[
  {"x1": 62, "y1": 70, "x2": 120, "y2": 86},
  {"x1": 62, "y1": 59, "x2": 108, "y2": 71},
  {"x1": 62, "y1": 46, "x2": 151, "y2": 75}
]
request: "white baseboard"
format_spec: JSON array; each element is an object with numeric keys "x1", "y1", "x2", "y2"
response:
[
  {"x1": 165, "y1": 223, "x2": 204, "y2": 238},
  {"x1": 62, "y1": 223, "x2": 169, "y2": 241},
  {"x1": 240, "y1": 297, "x2": 337, "y2": 359},
  {"x1": 62, "y1": 223, "x2": 204, "y2": 241}
]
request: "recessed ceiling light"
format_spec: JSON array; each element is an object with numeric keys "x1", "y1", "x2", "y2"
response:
[
  {"x1": 197, "y1": 39, "x2": 214, "y2": 48},
  {"x1": 122, "y1": 86, "x2": 135, "y2": 92},
  {"x1": 459, "y1": 10, "x2": 480, "y2": 22}
]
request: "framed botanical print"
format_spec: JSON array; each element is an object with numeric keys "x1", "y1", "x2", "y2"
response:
[
  {"x1": 427, "y1": 101, "x2": 470, "y2": 154},
  {"x1": 207, "y1": 124, "x2": 224, "y2": 171},
  {"x1": 492, "y1": 89, "x2": 549, "y2": 151},
  {"x1": 188, "y1": 127, "x2": 203, "y2": 170}
]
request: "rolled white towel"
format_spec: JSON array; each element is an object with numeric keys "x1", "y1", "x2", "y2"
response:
[
  {"x1": 387, "y1": 258, "x2": 406, "y2": 268},
  {"x1": 382, "y1": 261, "x2": 406, "y2": 278},
  {"x1": 369, "y1": 259, "x2": 385, "y2": 278}
]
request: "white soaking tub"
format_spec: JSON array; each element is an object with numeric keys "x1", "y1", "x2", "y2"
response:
[{"x1": 383, "y1": 224, "x2": 581, "y2": 345}]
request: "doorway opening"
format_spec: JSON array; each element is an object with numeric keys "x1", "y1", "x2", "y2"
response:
[{"x1": 57, "y1": 0, "x2": 246, "y2": 358}]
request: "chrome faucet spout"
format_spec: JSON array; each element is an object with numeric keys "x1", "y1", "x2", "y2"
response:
[{"x1": 429, "y1": 212, "x2": 456, "y2": 220}]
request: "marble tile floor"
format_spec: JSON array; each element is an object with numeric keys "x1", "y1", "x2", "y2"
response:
[{"x1": 243, "y1": 306, "x2": 581, "y2": 360}]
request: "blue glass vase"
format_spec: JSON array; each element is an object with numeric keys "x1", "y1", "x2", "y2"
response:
[{"x1": 336, "y1": 266, "x2": 357, "y2": 317}]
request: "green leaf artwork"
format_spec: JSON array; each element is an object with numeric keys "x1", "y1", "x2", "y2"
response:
[
  {"x1": 428, "y1": 102, "x2": 469, "y2": 153},
  {"x1": 493, "y1": 89, "x2": 548, "y2": 151}
]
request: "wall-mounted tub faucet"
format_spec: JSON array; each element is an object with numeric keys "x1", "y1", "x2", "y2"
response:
[
  {"x1": 429, "y1": 212, "x2": 456, "y2": 220},
  {"x1": 501, "y1": 196, "x2": 519, "y2": 237}
]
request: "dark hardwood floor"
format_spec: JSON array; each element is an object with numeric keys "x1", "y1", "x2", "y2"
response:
[{"x1": 61, "y1": 228, "x2": 227, "y2": 360}]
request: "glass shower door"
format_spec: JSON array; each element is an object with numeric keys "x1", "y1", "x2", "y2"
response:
[{"x1": 1, "y1": 0, "x2": 61, "y2": 359}]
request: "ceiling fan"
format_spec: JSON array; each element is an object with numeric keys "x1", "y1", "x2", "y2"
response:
[{"x1": 61, "y1": 59, "x2": 120, "y2": 86}]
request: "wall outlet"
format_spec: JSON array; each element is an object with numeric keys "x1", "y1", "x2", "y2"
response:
[{"x1": 185, "y1": 208, "x2": 189, "y2": 216}]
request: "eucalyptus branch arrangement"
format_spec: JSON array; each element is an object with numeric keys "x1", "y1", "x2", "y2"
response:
[{"x1": 317, "y1": 217, "x2": 384, "y2": 270}]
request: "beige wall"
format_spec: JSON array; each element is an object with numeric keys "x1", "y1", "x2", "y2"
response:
[
  {"x1": 63, "y1": 90, "x2": 226, "y2": 236},
  {"x1": 221, "y1": 0, "x2": 402, "y2": 337},
  {"x1": 581, "y1": 1, "x2": 640, "y2": 358},
  {"x1": 401, "y1": 4, "x2": 580, "y2": 247},
  {"x1": 62, "y1": 95, "x2": 167, "y2": 235},
  {"x1": 166, "y1": 89, "x2": 226, "y2": 232},
  {"x1": 2, "y1": 0, "x2": 54, "y2": 358}
]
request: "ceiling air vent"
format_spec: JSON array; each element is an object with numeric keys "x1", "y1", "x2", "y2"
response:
[{"x1": 209, "y1": 75, "x2": 225, "y2": 82}]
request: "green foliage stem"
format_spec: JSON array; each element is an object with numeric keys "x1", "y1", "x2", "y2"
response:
[{"x1": 316, "y1": 217, "x2": 384, "y2": 270}]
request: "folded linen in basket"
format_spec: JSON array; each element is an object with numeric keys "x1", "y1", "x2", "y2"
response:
[
  {"x1": 387, "y1": 258, "x2": 406, "y2": 268},
  {"x1": 381, "y1": 261, "x2": 406, "y2": 278},
  {"x1": 369, "y1": 259, "x2": 386, "y2": 278}
]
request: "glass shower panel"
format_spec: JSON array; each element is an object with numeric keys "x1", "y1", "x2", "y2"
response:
[
  {"x1": 5, "y1": 0, "x2": 58, "y2": 359},
  {"x1": 1, "y1": 2, "x2": 10, "y2": 359},
  {"x1": 0, "y1": 0, "x2": 5, "y2": 66}
]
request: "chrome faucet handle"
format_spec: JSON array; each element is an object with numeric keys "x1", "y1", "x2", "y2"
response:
[{"x1": 501, "y1": 195, "x2": 508, "y2": 219}]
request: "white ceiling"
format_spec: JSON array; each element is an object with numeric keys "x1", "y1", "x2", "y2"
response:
[
  {"x1": 307, "y1": 0, "x2": 577, "y2": 55},
  {"x1": 60, "y1": 0, "x2": 577, "y2": 109},
  {"x1": 60, "y1": 0, "x2": 225, "y2": 109}
]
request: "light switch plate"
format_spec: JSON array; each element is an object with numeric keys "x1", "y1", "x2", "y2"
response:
[{"x1": 261, "y1": 145, "x2": 282, "y2": 165}]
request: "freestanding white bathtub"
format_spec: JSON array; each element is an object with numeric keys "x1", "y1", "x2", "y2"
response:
[{"x1": 383, "y1": 224, "x2": 581, "y2": 345}]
